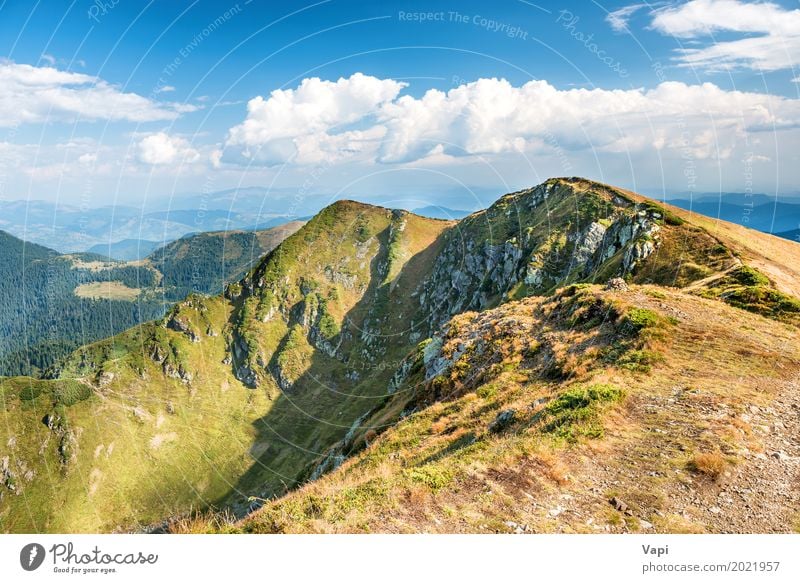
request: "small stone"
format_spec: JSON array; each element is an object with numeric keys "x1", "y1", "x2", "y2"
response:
[
  {"x1": 640, "y1": 520, "x2": 654, "y2": 529},
  {"x1": 709, "y1": 506, "x2": 721, "y2": 514},
  {"x1": 771, "y1": 451, "x2": 789, "y2": 461},
  {"x1": 609, "y1": 496, "x2": 628, "y2": 513},
  {"x1": 531, "y1": 397, "x2": 549, "y2": 409},
  {"x1": 489, "y1": 409, "x2": 516, "y2": 433},
  {"x1": 605, "y1": 277, "x2": 629, "y2": 292}
]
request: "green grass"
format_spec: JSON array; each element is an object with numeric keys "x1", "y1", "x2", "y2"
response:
[
  {"x1": 476, "y1": 384, "x2": 498, "y2": 400},
  {"x1": 623, "y1": 308, "x2": 661, "y2": 332},
  {"x1": 697, "y1": 266, "x2": 800, "y2": 325},
  {"x1": 638, "y1": 200, "x2": 685, "y2": 226},
  {"x1": 616, "y1": 349, "x2": 664, "y2": 373},
  {"x1": 53, "y1": 379, "x2": 92, "y2": 406},
  {"x1": 730, "y1": 266, "x2": 770, "y2": 287},
  {"x1": 406, "y1": 465, "x2": 454, "y2": 492},
  {"x1": 540, "y1": 383, "x2": 624, "y2": 442}
]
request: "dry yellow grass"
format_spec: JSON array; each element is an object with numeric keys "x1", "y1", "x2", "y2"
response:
[{"x1": 687, "y1": 452, "x2": 727, "y2": 481}]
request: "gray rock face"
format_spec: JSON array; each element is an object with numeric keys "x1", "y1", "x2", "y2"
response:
[
  {"x1": 594, "y1": 212, "x2": 661, "y2": 276},
  {"x1": 270, "y1": 362, "x2": 294, "y2": 392},
  {"x1": 421, "y1": 238, "x2": 525, "y2": 331},
  {"x1": 623, "y1": 239, "x2": 657, "y2": 272},
  {"x1": 422, "y1": 336, "x2": 451, "y2": 380},
  {"x1": 324, "y1": 266, "x2": 357, "y2": 290},
  {"x1": 166, "y1": 315, "x2": 199, "y2": 343},
  {"x1": 573, "y1": 222, "x2": 608, "y2": 266}
]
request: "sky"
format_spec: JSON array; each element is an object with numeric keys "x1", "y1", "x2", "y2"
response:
[{"x1": 0, "y1": 0, "x2": 799, "y2": 211}]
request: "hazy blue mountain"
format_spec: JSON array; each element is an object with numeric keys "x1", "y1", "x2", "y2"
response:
[
  {"x1": 86, "y1": 239, "x2": 162, "y2": 261},
  {"x1": 667, "y1": 199, "x2": 800, "y2": 234},
  {"x1": 0, "y1": 198, "x2": 298, "y2": 253},
  {"x1": 775, "y1": 229, "x2": 800, "y2": 243}
]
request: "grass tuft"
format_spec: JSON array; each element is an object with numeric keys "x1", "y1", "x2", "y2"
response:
[{"x1": 687, "y1": 452, "x2": 727, "y2": 480}]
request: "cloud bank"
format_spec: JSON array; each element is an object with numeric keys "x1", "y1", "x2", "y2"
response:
[
  {"x1": 222, "y1": 74, "x2": 800, "y2": 167},
  {"x1": 137, "y1": 132, "x2": 200, "y2": 166},
  {"x1": 0, "y1": 62, "x2": 193, "y2": 126}
]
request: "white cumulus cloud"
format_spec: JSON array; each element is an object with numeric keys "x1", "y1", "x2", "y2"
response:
[
  {"x1": 0, "y1": 62, "x2": 194, "y2": 126},
  {"x1": 225, "y1": 72, "x2": 407, "y2": 164},
  {"x1": 137, "y1": 132, "x2": 200, "y2": 165},
  {"x1": 219, "y1": 74, "x2": 800, "y2": 189},
  {"x1": 377, "y1": 78, "x2": 800, "y2": 163}
]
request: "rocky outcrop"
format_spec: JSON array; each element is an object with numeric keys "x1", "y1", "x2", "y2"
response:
[
  {"x1": 420, "y1": 239, "x2": 525, "y2": 330},
  {"x1": 417, "y1": 181, "x2": 665, "y2": 332},
  {"x1": 166, "y1": 314, "x2": 199, "y2": 343}
]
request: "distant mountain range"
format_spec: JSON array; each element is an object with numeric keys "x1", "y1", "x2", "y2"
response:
[
  {"x1": 0, "y1": 194, "x2": 300, "y2": 254},
  {"x1": 2, "y1": 188, "x2": 797, "y2": 255},
  {"x1": 86, "y1": 239, "x2": 162, "y2": 261},
  {"x1": 665, "y1": 195, "x2": 800, "y2": 236},
  {"x1": 776, "y1": 229, "x2": 799, "y2": 242}
]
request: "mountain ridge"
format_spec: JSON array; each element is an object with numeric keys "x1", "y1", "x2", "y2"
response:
[{"x1": 2, "y1": 178, "x2": 799, "y2": 533}]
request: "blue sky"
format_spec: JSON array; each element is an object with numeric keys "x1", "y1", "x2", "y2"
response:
[{"x1": 1, "y1": 0, "x2": 799, "y2": 209}]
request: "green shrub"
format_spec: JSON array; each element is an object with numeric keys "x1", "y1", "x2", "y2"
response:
[
  {"x1": 622, "y1": 307, "x2": 662, "y2": 334},
  {"x1": 317, "y1": 313, "x2": 339, "y2": 340},
  {"x1": 730, "y1": 266, "x2": 770, "y2": 287},
  {"x1": 406, "y1": 465, "x2": 453, "y2": 492},
  {"x1": 54, "y1": 379, "x2": 92, "y2": 407},
  {"x1": 18, "y1": 383, "x2": 45, "y2": 402},
  {"x1": 617, "y1": 349, "x2": 664, "y2": 373},
  {"x1": 476, "y1": 384, "x2": 498, "y2": 400},
  {"x1": 663, "y1": 211, "x2": 685, "y2": 226}
]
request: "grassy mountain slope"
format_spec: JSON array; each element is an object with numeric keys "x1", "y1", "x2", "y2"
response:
[
  {"x1": 2, "y1": 178, "x2": 799, "y2": 533},
  {"x1": 228, "y1": 284, "x2": 799, "y2": 534},
  {"x1": 0, "y1": 205, "x2": 451, "y2": 531},
  {"x1": 209, "y1": 179, "x2": 799, "y2": 534}
]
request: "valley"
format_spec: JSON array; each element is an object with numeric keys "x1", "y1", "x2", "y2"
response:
[{"x1": 0, "y1": 222, "x2": 303, "y2": 376}]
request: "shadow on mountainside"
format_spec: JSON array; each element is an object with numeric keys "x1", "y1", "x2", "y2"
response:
[{"x1": 213, "y1": 219, "x2": 451, "y2": 516}]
